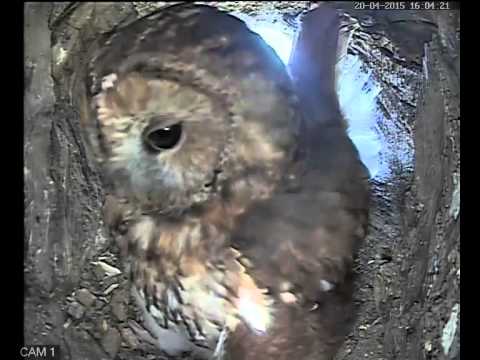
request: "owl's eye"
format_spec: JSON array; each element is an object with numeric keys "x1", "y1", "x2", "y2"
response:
[{"x1": 143, "y1": 123, "x2": 183, "y2": 152}]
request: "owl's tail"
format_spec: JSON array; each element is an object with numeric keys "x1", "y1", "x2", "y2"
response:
[{"x1": 287, "y1": 4, "x2": 345, "y2": 129}]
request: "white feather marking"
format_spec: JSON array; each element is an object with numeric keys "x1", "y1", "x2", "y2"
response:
[
  {"x1": 237, "y1": 291, "x2": 269, "y2": 334},
  {"x1": 101, "y1": 73, "x2": 118, "y2": 90}
]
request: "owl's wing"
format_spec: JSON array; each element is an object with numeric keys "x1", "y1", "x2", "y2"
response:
[
  {"x1": 225, "y1": 185, "x2": 367, "y2": 360},
  {"x1": 221, "y1": 9, "x2": 369, "y2": 360},
  {"x1": 230, "y1": 169, "x2": 368, "y2": 304},
  {"x1": 288, "y1": 3, "x2": 344, "y2": 128},
  {"x1": 229, "y1": 2, "x2": 369, "y2": 305},
  {"x1": 289, "y1": 3, "x2": 340, "y2": 84},
  {"x1": 224, "y1": 7, "x2": 370, "y2": 358}
]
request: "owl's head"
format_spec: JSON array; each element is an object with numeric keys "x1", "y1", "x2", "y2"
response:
[{"x1": 79, "y1": 4, "x2": 302, "y2": 214}]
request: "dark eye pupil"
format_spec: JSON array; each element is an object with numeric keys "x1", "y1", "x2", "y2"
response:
[{"x1": 144, "y1": 123, "x2": 182, "y2": 152}]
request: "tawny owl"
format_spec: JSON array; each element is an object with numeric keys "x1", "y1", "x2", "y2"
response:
[{"x1": 77, "y1": 3, "x2": 369, "y2": 360}]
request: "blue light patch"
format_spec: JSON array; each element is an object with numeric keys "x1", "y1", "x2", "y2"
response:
[{"x1": 233, "y1": 13, "x2": 412, "y2": 180}]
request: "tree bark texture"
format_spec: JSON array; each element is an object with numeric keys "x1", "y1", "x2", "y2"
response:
[{"x1": 24, "y1": 3, "x2": 459, "y2": 359}]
